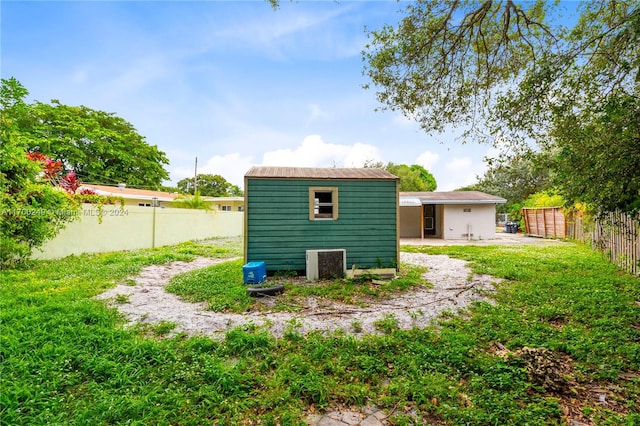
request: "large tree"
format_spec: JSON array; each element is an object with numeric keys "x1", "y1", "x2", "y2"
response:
[
  {"x1": 363, "y1": 0, "x2": 639, "y2": 213},
  {"x1": 549, "y1": 92, "x2": 640, "y2": 213},
  {"x1": 386, "y1": 163, "x2": 437, "y2": 192},
  {"x1": 364, "y1": 161, "x2": 437, "y2": 191},
  {"x1": 0, "y1": 78, "x2": 78, "y2": 266},
  {"x1": 463, "y1": 153, "x2": 553, "y2": 207},
  {"x1": 461, "y1": 152, "x2": 554, "y2": 223},
  {"x1": 1, "y1": 78, "x2": 171, "y2": 190},
  {"x1": 177, "y1": 174, "x2": 243, "y2": 197}
]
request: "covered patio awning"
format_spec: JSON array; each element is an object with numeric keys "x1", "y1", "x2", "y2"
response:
[
  {"x1": 399, "y1": 197, "x2": 422, "y2": 207},
  {"x1": 399, "y1": 191, "x2": 506, "y2": 205}
]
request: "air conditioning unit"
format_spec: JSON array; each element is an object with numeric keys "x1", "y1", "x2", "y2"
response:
[{"x1": 306, "y1": 249, "x2": 346, "y2": 281}]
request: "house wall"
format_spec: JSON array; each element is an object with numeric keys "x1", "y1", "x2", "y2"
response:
[
  {"x1": 32, "y1": 204, "x2": 243, "y2": 259},
  {"x1": 442, "y1": 204, "x2": 497, "y2": 240},
  {"x1": 212, "y1": 199, "x2": 245, "y2": 212},
  {"x1": 120, "y1": 199, "x2": 174, "y2": 208},
  {"x1": 245, "y1": 178, "x2": 398, "y2": 272},
  {"x1": 399, "y1": 206, "x2": 422, "y2": 238}
]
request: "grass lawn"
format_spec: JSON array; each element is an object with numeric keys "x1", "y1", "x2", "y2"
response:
[
  {"x1": 166, "y1": 259, "x2": 429, "y2": 313},
  {"x1": 1, "y1": 239, "x2": 638, "y2": 425}
]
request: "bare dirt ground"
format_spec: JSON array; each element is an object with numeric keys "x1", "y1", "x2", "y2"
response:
[{"x1": 96, "y1": 252, "x2": 500, "y2": 339}]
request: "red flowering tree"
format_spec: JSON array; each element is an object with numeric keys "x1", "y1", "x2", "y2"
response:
[{"x1": 1, "y1": 79, "x2": 79, "y2": 266}]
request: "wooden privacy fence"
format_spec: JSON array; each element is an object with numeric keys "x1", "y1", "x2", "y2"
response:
[
  {"x1": 524, "y1": 207, "x2": 639, "y2": 276},
  {"x1": 522, "y1": 207, "x2": 567, "y2": 238},
  {"x1": 570, "y1": 211, "x2": 640, "y2": 276}
]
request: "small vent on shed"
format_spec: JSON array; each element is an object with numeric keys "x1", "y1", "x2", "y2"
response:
[{"x1": 306, "y1": 249, "x2": 346, "y2": 281}]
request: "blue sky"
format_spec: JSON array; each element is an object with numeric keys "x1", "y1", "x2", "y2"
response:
[{"x1": 2, "y1": 0, "x2": 498, "y2": 191}]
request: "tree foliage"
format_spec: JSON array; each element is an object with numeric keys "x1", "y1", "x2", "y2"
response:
[
  {"x1": 1, "y1": 78, "x2": 170, "y2": 190},
  {"x1": 28, "y1": 101, "x2": 170, "y2": 190},
  {"x1": 0, "y1": 78, "x2": 78, "y2": 266},
  {"x1": 385, "y1": 163, "x2": 437, "y2": 192},
  {"x1": 177, "y1": 174, "x2": 243, "y2": 197},
  {"x1": 363, "y1": 0, "x2": 557, "y2": 137},
  {"x1": 171, "y1": 193, "x2": 212, "y2": 210},
  {"x1": 364, "y1": 161, "x2": 438, "y2": 191},
  {"x1": 364, "y1": 0, "x2": 638, "y2": 139},
  {"x1": 363, "y1": 0, "x2": 639, "y2": 213},
  {"x1": 464, "y1": 153, "x2": 553, "y2": 208},
  {"x1": 548, "y1": 92, "x2": 640, "y2": 213},
  {"x1": 523, "y1": 191, "x2": 565, "y2": 209},
  {"x1": 461, "y1": 153, "x2": 553, "y2": 224}
]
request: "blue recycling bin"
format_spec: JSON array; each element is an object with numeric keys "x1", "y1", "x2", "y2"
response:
[{"x1": 243, "y1": 261, "x2": 266, "y2": 284}]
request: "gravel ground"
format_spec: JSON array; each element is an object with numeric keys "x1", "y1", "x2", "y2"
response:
[
  {"x1": 402, "y1": 231, "x2": 573, "y2": 246},
  {"x1": 96, "y1": 252, "x2": 500, "y2": 339}
]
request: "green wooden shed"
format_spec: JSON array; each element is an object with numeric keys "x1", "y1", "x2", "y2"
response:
[{"x1": 244, "y1": 166, "x2": 399, "y2": 277}]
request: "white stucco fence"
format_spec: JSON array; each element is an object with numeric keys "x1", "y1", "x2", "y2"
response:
[{"x1": 32, "y1": 204, "x2": 244, "y2": 260}]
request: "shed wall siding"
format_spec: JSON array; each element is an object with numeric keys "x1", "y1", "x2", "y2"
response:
[{"x1": 246, "y1": 179, "x2": 397, "y2": 272}]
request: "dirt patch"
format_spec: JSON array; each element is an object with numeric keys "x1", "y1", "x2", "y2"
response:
[
  {"x1": 489, "y1": 343, "x2": 636, "y2": 426},
  {"x1": 96, "y1": 252, "x2": 499, "y2": 339}
]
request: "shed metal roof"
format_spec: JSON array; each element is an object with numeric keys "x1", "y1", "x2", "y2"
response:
[
  {"x1": 400, "y1": 191, "x2": 506, "y2": 205},
  {"x1": 245, "y1": 166, "x2": 398, "y2": 180}
]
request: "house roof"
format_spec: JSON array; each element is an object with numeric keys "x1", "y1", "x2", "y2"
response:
[
  {"x1": 80, "y1": 184, "x2": 180, "y2": 201},
  {"x1": 400, "y1": 191, "x2": 507, "y2": 205},
  {"x1": 245, "y1": 166, "x2": 398, "y2": 180}
]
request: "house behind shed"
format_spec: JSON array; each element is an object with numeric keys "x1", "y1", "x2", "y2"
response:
[
  {"x1": 244, "y1": 167, "x2": 399, "y2": 276},
  {"x1": 400, "y1": 191, "x2": 507, "y2": 240}
]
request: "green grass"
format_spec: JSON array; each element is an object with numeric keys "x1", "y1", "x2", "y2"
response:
[
  {"x1": 1, "y1": 240, "x2": 639, "y2": 425},
  {"x1": 288, "y1": 262, "x2": 429, "y2": 300},
  {"x1": 403, "y1": 244, "x2": 640, "y2": 379},
  {"x1": 166, "y1": 261, "x2": 429, "y2": 313},
  {"x1": 167, "y1": 258, "x2": 252, "y2": 312}
]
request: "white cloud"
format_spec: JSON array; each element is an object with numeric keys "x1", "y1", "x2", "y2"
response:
[
  {"x1": 445, "y1": 157, "x2": 473, "y2": 172},
  {"x1": 307, "y1": 103, "x2": 330, "y2": 125},
  {"x1": 212, "y1": 4, "x2": 358, "y2": 61},
  {"x1": 261, "y1": 135, "x2": 381, "y2": 168},
  {"x1": 170, "y1": 135, "x2": 382, "y2": 190},
  {"x1": 416, "y1": 151, "x2": 440, "y2": 170},
  {"x1": 439, "y1": 156, "x2": 483, "y2": 191}
]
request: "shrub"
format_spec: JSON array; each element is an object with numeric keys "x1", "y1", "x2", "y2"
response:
[{"x1": 0, "y1": 78, "x2": 78, "y2": 267}]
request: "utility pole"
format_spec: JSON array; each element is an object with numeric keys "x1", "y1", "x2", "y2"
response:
[{"x1": 194, "y1": 157, "x2": 198, "y2": 194}]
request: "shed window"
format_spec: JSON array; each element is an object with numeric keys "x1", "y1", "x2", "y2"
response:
[
  {"x1": 309, "y1": 187, "x2": 338, "y2": 220},
  {"x1": 220, "y1": 205, "x2": 231, "y2": 211}
]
